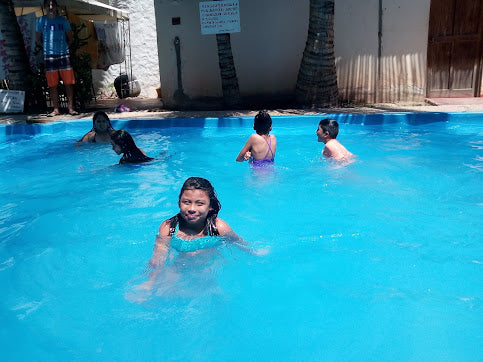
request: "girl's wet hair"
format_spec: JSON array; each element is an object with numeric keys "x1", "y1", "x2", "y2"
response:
[
  {"x1": 253, "y1": 111, "x2": 272, "y2": 135},
  {"x1": 92, "y1": 111, "x2": 113, "y2": 132},
  {"x1": 110, "y1": 129, "x2": 137, "y2": 153},
  {"x1": 169, "y1": 177, "x2": 221, "y2": 236},
  {"x1": 319, "y1": 118, "x2": 339, "y2": 139},
  {"x1": 111, "y1": 130, "x2": 153, "y2": 164}
]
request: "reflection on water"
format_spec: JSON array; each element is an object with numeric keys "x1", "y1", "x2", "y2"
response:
[
  {"x1": 127, "y1": 236, "x2": 270, "y2": 303},
  {"x1": 128, "y1": 245, "x2": 226, "y2": 301},
  {"x1": 0, "y1": 118, "x2": 482, "y2": 360}
]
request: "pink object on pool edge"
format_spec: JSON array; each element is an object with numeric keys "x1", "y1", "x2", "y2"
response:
[{"x1": 115, "y1": 104, "x2": 131, "y2": 113}]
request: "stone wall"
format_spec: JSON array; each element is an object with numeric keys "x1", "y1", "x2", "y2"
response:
[{"x1": 92, "y1": 0, "x2": 160, "y2": 99}]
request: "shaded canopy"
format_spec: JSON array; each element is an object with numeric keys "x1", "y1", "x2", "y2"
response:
[{"x1": 12, "y1": 0, "x2": 129, "y2": 21}]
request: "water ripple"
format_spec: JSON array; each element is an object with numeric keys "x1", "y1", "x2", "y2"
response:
[
  {"x1": 11, "y1": 300, "x2": 44, "y2": 320},
  {"x1": 0, "y1": 257, "x2": 15, "y2": 271}
]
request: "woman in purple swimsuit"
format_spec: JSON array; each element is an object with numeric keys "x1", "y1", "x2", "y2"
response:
[{"x1": 236, "y1": 111, "x2": 277, "y2": 166}]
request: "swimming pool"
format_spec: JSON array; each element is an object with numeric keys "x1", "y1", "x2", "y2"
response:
[{"x1": 1, "y1": 112, "x2": 481, "y2": 360}]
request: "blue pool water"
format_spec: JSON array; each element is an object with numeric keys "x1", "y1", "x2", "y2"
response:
[{"x1": 0, "y1": 112, "x2": 482, "y2": 360}]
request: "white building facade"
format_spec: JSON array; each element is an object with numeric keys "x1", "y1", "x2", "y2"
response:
[
  {"x1": 92, "y1": 0, "x2": 160, "y2": 98},
  {"x1": 153, "y1": 0, "x2": 483, "y2": 107}
]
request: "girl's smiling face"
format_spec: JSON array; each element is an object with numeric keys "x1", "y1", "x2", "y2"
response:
[
  {"x1": 178, "y1": 188, "x2": 213, "y2": 225},
  {"x1": 94, "y1": 115, "x2": 110, "y2": 132}
]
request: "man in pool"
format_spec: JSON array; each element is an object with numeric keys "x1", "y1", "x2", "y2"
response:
[{"x1": 316, "y1": 119, "x2": 354, "y2": 161}]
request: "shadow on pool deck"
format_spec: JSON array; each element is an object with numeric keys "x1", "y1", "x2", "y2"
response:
[{"x1": 1, "y1": 97, "x2": 483, "y2": 125}]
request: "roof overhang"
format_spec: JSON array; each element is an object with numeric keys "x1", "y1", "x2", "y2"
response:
[{"x1": 13, "y1": 0, "x2": 129, "y2": 21}]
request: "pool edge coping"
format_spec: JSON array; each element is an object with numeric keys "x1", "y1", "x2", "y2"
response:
[{"x1": 1, "y1": 110, "x2": 482, "y2": 141}]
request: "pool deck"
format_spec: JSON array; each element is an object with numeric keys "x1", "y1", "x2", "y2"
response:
[{"x1": 1, "y1": 97, "x2": 483, "y2": 125}]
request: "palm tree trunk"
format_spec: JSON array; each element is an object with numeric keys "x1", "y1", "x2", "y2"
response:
[
  {"x1": 216, "y1": 32, "x2": 242, "y2": 109},
  {"x1": 295, "y1": 0, "x2": 339, "y2": 108},
  {"x1": 0, "y1": 0, "x2": 31, "y2": 91}
]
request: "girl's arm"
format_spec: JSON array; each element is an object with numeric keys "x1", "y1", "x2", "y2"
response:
[
  {"x1": 76, "y1": 131, "x2": 95, "y2": 145},
  {"x1": 147, "y1": 233, "x2": 169, "y2": 270},
  {"x1": 216, "y1": 218, "x2": 268, "y2": 255},
  {"x1": 136, "y1": 221, "x2": 171, "y2": 291},
  {"x1": 216, "y1": 217, "x2": 241, "y2": 240},
  {"x1": 147, "y1": 219, "x2": 172, "y2": 269},
  {"x1": 236, "y1": 136, "x2": 254, "y2": 162}
]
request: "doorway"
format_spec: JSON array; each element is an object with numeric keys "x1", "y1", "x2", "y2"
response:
[{"x1": 427, "y1": 0, "x2": 483, "y2": 97}]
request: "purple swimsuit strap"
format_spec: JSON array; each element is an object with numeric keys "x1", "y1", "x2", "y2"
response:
[{"x1": 263, "y1": 135, "x2": 273, "y2": 160}]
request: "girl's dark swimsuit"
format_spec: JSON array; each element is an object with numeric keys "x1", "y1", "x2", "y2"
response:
[
  {"x1": 168, "y1": 224, "x2": 222, "y2": 252},
  {"x1": 119, "y1": 152, "x2": 153, "y2": 164}
]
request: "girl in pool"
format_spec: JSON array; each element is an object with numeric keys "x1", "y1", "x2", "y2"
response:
[
  {"x1": 110, "y1": 129, "x2": 154, "y2": 164},
  {"x1": 159, "y1": 177, "x2": 239, "y2": 244},
  {"x1": 236, "y1": 110, "x2": 277, "y2": 166},
  {"x1": 76, "y1": 111, "x2": 115, "y2": 145},
  {"x1": 133, "y1": 177, "x2": 242, "y2": 294},
  {"x1": 130, "y1": 177, "x2": 267, "y2": 298}
]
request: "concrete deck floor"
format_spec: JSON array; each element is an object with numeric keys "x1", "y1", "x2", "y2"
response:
[{"x1": 1, "y1": 97, "x2": 483, "y2": 125}]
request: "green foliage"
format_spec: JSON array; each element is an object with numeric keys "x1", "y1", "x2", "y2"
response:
[
  {"x1": 69, "y1": 22, "x2": 93, "y2": 110},
  {"x1": 97, "y1": 83, "x2": 116, "y2": 98},
  {"x1": 71, "y1": 51, "x2": 92, "y2": 109},
  {"x1": 26, "y1": 39, "x2": 48, "y2": 111},
  {"x1": 28, "y1": 64, "x2": 48, "y2": 111}
]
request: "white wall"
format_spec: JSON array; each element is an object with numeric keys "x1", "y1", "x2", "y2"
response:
[
  {"x1": 154, "y1": 0, "x2": 222, "y2": 102},
  {"x1": 92, "y1": 0, "x2": 160, "y2": 98},
  {"x1": 379, "y1": 0, "x2": 430, "y2": 102},
  {"x1": 334, "y1": 0, "x2": 379, "y2": 102},
  {"x1": 154, "y1": 0, "x2": 309, "y2": 107},
  {"x1": 154, "y1": 0, "x2": 433, "y2": 106},
  {"x1": 335, "y1": 0, "x2": 431, "y2": 103},
  {"x1": 231, "y1": 2, "x2": 309, "y2": 97}
]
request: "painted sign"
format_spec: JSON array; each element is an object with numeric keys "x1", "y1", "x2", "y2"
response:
[
  {"x1": 0, "y1": 90, "x2": 25, "y2": 113},
  {"x1": 200, "y1": 1, "x2": 240, "y2": 35}
]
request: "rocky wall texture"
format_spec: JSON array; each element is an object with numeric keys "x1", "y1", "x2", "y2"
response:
[{"x1": 92, "y1": 0, "x2": 160, "y2": 99}]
